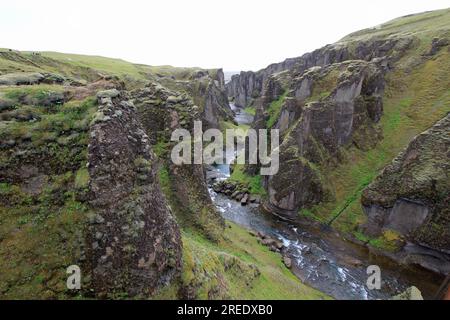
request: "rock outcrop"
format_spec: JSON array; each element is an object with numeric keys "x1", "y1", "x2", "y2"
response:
[
  {"x1": 263, "y1": 60, "x2": 385, "y2": 217},
  {"x1": 86, "y1": 90, "x2": 182, "y2": 297},
  {"x1": 132, "y1": 83, "x2": 225, "y2": 241},
  {"x1": 361, "y1": 114, "x2": 450, "y2": 275},
  {"x1": 158, "y1": 68, "x2": 234, "y2": 129},
  {"x1": 226, "y1": 36, "x2": 412, "y2": 108}
]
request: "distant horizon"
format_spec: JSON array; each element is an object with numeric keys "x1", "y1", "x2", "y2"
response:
[{"x1": 1, "y1": 1, "x2": 449, "y2": 71}]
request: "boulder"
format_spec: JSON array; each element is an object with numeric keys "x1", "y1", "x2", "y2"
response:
[
  {"x1": 96, "y1": 89, "x2": 120, "y2": 101},
  {"x1": 249, "y1": 195, "x2": 261, "y2": 204},
  {"x1": 283, "y1": 256, "x2": 292, "y2": 269},
  {"x1": 392, "y1": 286, "x2": 423, "y2": 300},
  {"x1": 241, "y1": 193, "x2": 249, "y2": 205}
]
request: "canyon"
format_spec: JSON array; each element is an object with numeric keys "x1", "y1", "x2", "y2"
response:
[{"x1": 0, "y1": 8, "x2": 449, "y2": 300}]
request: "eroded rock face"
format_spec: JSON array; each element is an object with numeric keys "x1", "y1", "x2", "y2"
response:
[
  {"x1": 265, "y1": 60, "x2": 385, "y2": 215},
  {"x1": 177, "y1": 68, "x2": 234, "y2": 129},
  {"x1": 226, "y1": 36, "x2": 412, "y2": 108},
  {"x1": 361, "y1": 114, "x2": 450, "y2": 274},
  {"x1": 132, "y1": 83, "x2": 225, "y2": 241},
  {"x1": 86, "y1": 91, "x2": 182, "y2": 297}
]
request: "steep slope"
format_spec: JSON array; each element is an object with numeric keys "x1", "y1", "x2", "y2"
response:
[
  {"x1": 361, "y1": 114, "x2": 450, "y2": 274},
  {"x1": 229, "y1": 8, "x2": 450, "y2": 273}
]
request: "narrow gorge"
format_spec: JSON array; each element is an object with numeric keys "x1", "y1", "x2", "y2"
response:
[{"x1": 0, "y1": 8, "x2": 449, "y2": 300}]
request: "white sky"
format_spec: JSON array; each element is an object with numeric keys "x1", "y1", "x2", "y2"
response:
[{"x1": 1, "y1": 0, "x2": 449, "y2": 71}]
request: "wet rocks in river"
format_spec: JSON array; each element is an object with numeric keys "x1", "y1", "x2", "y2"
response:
[
  {"x1": 283, "y1": 256, "x2": 292, "y2": 269},
  {"x1": 212, "y1": 180, "x2": 260, "y2": 206},
  {"x1": 249, "y1": 231, "x2": 285, "y2": 253}
]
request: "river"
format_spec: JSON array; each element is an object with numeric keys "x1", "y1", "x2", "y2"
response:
[{"x1": 206, "y1": 103, "x2": 442, "y2": 300}]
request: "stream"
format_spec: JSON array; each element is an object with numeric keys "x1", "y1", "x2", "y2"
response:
[{"x1": 206, "y1": 103, "x2": 442, "y2": 300}]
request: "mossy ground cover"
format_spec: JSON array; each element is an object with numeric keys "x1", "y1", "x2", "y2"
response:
[
  {"x1": 154, "y1": 222, "x2": 330, "y2": 300},
  {"x1": 266, "y1": 91, "x2": 288, "y2": 128},
  {"x1": 0, "y1": 88, "x2": 97, "y2": 298},
  {"x1": 305, "y1": 69, "x2": 340, "y2": 103},
  {"x1": 0, "y1": 187, "x2": 89, "y2": 299},
  {"x1": 229, "y1": 165, "x2": 266, "y2": 196},
  {"x1": 243, "y1": 106, "x2": 256, "y2": 116},
  {"x1": 301, "y1": 40, "x2": 450, "y2": 249}
]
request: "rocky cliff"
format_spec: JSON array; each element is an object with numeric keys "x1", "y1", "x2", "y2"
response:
[
  {"x1": 232, "y1": 8, "x2": 450, "y2": 273},
  {"x1": 131, "y1": 83, "x2": 225, "y2": 241},
  {"x1": 86, "y1": 90, "x2": 182, "y2": 297},
  {"x1": 226, "y1": 35, "x2": 412, "y2": 108},
  {"x1": 156, "y1": 68, "x2": 234, "y2": 128},
  {"x1": 264, "y1": 60, "x2": 386, "y2": 217},
  {"x1": 361, "y1": 114, "x2": 450, "y2": 274}
]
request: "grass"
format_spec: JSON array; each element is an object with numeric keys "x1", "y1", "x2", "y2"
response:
[
  {"x1": 0, "y1": 180, "x2": 90, "y2": 299},
  {"x1": 229, "y1": 165, "x2": 266, "y2": 196},
  {"x1": 243, "y1": 106, "x2": 256, "y2": 116},
  {"x1": 1, "y1": 49, "x2": 220, "y2": 85},
  {"x1": 0, "y1": 88, "x2": 96, "y2": 149},
  {"x1": 340, "y1": 8, "x2": 450, "y2": 43},
  {"x1": 2, "y1": 84, "x2": 64, "y2": 104},
  {"x1": 41, "y1": 51, "x2": 145, "y2": 79}
]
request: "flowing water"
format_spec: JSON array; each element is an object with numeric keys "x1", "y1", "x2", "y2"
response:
[{"x1": 206, "y1": 103, "x2": 442, "y2": 300}]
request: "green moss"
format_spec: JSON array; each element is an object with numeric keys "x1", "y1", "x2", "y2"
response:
[
  {"x1": 220, "y1": 120, "x2": 250, "y2": 135},
  {"x1": 158, "y1": 165, "x2": 171, "y2": 196},
  {"x1": 230, "y1": 165, "x2": 267, "y2": 196},
  {"x1": 0, "y1": 179, "x2": 90, "y2": 299},
  {"x1": 0, "y1": 182, "x2": 11, "y2": 193},
  {"x1": 306, "y1": 69, "x2": 340, "y2": 103},
  {"x1": 266, "y1": 91, "x2": 288, "y2": 128},
  {"x1": 153, "y1": 140, "x2": 170, "y2": 158},
  {"x1": 243, "y1": 106, "x2": 256, "y2": 116},
  {"x1": 74, "y1": 168, "x2": 89, "y2": 189}
]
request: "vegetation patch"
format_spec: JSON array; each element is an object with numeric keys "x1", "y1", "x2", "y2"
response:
[
  {"x1": 230, "y1": 165, "x2": 266, "y2": 196},
  {"x1": 266, "y1": 91, "x2": 288, "y2": 128}
]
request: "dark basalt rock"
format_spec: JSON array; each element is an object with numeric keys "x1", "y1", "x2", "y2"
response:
[
  {"x1": 226, "y1": 36, "x2": 412, "y2": 108},
  {"x1": 266, "y1": 60, "x2": 385, "y2": 214},
  {"x1": 361, "y1": 114, "x2": 450, "y2": 275},
  {"x1": 132, "y1": 83, "x2": 225, "y2": 242},
  {"x1": 86, "y1": 92, "x2": 182, "y2": 297}
]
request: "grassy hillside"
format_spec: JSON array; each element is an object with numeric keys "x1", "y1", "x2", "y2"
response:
[
  {"x1": 0, "y1": 49, "x2": 217, "y2": 84},
  {"x1": 340, "y1": 8, "x2": 450, "y2": 42},
  {"x1": 155, "y1": 223, "x2": 329, "y2": 300}
]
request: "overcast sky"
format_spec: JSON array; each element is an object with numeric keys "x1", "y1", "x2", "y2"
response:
[{"x1": 1, "y1": 0, "x2": 449, "y2": 71}]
